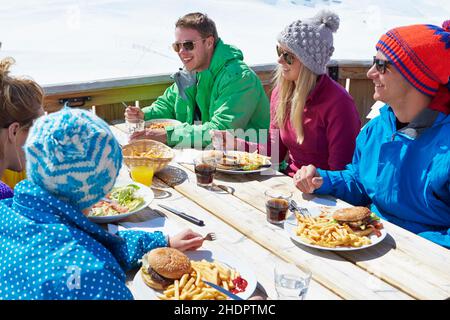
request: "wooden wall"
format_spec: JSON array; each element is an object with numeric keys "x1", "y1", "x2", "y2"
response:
[{"x1": 43, "y1": 60, "x2": 375, "y2": 126}]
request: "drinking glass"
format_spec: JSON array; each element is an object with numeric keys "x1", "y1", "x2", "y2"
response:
[
  {"x1": 129, "y1": 165, "x2": 154, "y2": 186},
  {"x1": 265, "y1": 189, "x2": 292, "y2": 225},
  {"x1": 194, "y1": 156, "x2": 217, "y2": 188},
  {"x1": 126, "y1": 118, "x2": 145, "y2": 135},
  {"x1": 274, "y1": 260, "x2": 311, "y2": 300}
]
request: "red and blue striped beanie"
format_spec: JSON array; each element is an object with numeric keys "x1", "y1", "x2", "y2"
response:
[{"x1": 376, "y1": 20, "x2": 450, "y2": 113}]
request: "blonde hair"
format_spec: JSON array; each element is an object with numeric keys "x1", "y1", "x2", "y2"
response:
[
  {"x1": 0, "y1": 57, "x2": 44, "y2": 157},
  {"x1": 273, "y1": 63, "x2": 317, "y2": 144}
]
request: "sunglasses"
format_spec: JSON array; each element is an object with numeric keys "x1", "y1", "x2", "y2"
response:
[
  {"x1": 276, "y1": 45, "x2": 295, "y2": 65},
  {"x1": 373, "y1": 56, "x2": 391, "y2": 74},
  {"x1": 172, "y1": 38, "x2": 207, "y2": 52}
]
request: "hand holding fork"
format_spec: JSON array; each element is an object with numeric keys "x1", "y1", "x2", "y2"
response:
[{"x1": 203, "y1": 232, "x2": 217, "y2": 241}]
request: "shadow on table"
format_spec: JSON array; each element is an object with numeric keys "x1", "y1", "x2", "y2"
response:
[
  {"x1": 288, "y1": 233, "x2": 396, "y2": 261},
  {"x1": 216, "y1": 171, "x2": 275, "y2": 183},
  {"x1": 151, "y1": 187, "x2": 172, "y2": 199},
  {"x1": 155, "y1": 165, "x2": 188, "y2": 187},
  {"x1": 210, "y1": 184, "x2": 236, "y2": 195}
]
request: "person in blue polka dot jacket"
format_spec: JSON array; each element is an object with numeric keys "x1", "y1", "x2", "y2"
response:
[{"x1": 0, "y1": 107, "x2": 204, "y2": 300}]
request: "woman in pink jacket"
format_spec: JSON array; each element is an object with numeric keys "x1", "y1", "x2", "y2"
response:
[{"x1": 212, "y1": 10, "x2": 360, "y2": 176}]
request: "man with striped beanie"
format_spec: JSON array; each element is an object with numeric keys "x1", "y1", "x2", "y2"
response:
[
  {"x1": 376, "y1": 20, "x2": 450, "y2": 113},
  {"x1": 294, "y1": 20, "x2": 450, "y2": 249}
]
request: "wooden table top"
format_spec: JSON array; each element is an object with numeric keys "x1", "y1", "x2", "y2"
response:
[{"x1": 110, "y1": 124, "x2": 450, "y2": 300}]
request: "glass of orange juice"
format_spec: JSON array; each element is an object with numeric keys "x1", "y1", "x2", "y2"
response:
[{"x1": 130, "y1": 165, "x2": 154, "y2": 186}]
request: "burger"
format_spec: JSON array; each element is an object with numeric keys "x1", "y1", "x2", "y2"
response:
[
  {"x1": 140, "y1": 247, "x2": 192, "y2": 290},
  {"x1": 332, "y1": 207, "x2": 382, "y2": 237}
]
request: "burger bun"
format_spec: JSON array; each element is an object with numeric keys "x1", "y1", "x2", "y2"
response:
[
  {"x1": 332, "y1": 206, "x2": 371, "y2": 222},
  {"x1": 147, "y1": 247, "x2": 192, "y2": 279}
]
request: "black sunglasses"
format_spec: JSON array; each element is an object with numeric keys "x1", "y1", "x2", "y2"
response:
[
  {"x1": 373, "y1": 56, "x2": 391, "y2": 74},
  {"x1": 276, "y1": 45, "x2": 295, "y2": 65},
  {"x1": 172, "y1": 38, "x2": 207, "y2": 53}
]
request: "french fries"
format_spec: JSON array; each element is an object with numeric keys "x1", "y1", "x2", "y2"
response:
[
  {"x1": 130, "y1": 149, "x2": 165, "y2": 158},
  {"x1": 158, "y1": 259, "x2": 240, "y2": 300},
  {"x1": 147, "y1": 122, "x2": 173, "y2": 130},
  {"x1": 295, "y1": 213, "x2": 372, "y2": 248}
]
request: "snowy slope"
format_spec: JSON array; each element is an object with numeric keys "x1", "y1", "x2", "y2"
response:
[{"x1": 0, "y1": 0, "x2": 448, "y2": 85}]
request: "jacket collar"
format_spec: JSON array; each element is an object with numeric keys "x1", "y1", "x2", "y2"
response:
[
  {"x1": 204, "y1": 39, "x2": 243, "y2": 77},
  {"x1": 398, "y1": 108, "x2": 440, "y2": 139},
  {"x1": 306, "y1": 74, "x2": 327, "y2": 104},
  {"x1": 380, "y1": 104, "x2": 447, "y2": 139}
]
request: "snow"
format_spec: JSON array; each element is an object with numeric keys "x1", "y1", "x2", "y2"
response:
[{"x1": 0, "y1": 0, "x2": 448, "y2": 85}]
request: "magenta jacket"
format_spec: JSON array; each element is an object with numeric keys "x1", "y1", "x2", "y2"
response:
[{"x1": 240, "y1": 74, "x2": 360, "y2": 176}]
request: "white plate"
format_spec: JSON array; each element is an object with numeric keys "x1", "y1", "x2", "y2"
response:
[
  {"x1": 132, "y1": 249, "x2": 257, "y2": 300},
  {"x1": 284, "y1": 209, "x2": 387, "y2": 251},
  {"x1": 145, "y1": 118, "x2": 182, "y2": 129},
  {"x1": 87, "y1": 182, "x2": 154, "y2": 224},
  {"x1": 215, "y1": 151, "x2": 272, "y2": 175}
]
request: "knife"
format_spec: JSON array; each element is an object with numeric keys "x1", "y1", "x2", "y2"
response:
[
  {"x1": 158, "y1": 204, "x2": 205, "y2": 226},
  {"x1": 203, "y1": 281, "x2": 243, "y2": 300}
]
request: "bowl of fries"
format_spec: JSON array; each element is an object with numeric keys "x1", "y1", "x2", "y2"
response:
[
  {"x1": 133, "y1": 250, "x2": 257, "y2": 300},
  {"x1": 146, "y1": 119, "x2": 182, "y2": 130},
  {"x1": 122, "y1": 139, "x2": 174, "y2": 173}
]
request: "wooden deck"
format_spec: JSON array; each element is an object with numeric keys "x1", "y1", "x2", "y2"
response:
[{"x1": 110, "y1": 124, "x2": 450, "y2": 300}]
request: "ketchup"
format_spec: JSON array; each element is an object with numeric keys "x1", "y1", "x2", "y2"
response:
[{"x1": 230, "y1": 276, "x2": 248, "y2": 294}]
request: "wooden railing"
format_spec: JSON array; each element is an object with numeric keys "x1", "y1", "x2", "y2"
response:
[{"x1": 43, "y1": 60, "x2": 375, "y2": 126}]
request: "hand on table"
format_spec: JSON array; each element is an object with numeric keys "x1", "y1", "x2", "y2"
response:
[
  {"x1": 169, "y1": 229, "x2": 204, "y2": 251},
  {"x1": 130, "y1": 128, "x2": 167, "y2": 145},
  {"x1": 294, "y1": 164, "x2": 323, "y2": 194}
]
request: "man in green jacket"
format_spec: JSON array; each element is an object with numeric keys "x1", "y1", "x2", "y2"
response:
[{"x1": 125, "y1": 12, "x2": 270, "y2": 148}]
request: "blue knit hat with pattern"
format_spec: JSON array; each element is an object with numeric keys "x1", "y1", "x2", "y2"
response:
[{"x1": 24, "y1": 107, "x2": 122, "y2": 211}]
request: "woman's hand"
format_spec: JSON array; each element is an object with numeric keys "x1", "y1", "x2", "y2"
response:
[
  {"x1": 294, "y1": 165, "x2": 323, "y2": 194},
  {"x1": 129, "y1": 128, "x2": 167, "y2": 144},
  {"x1": 210, "y1": 130, "x2": 237, "y2": 150},
  {"x1": 168, "y1": 229, "x2": 204, "y2": 251}
]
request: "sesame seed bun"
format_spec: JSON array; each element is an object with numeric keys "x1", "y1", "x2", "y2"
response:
[
  {"x1": 146, "y1": 247, "x2": 191, "y2": 279},
  {"x1": 332, "y1": 207, "x2": 371, "y2": 222}
]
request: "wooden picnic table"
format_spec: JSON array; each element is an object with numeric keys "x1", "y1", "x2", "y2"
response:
[{"x1": 109, "y1": 124, "x2": 450, "y2": 300}]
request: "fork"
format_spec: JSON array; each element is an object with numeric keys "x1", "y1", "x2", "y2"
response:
[
  {"x1": 203, "y1": 232, "x2": 217, "y2": 241},
  {"x1": 290, "y1": 200, "x2": 311, "y2": 217}
]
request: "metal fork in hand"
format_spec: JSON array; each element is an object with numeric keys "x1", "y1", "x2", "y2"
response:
[
  {"x1": 289, "y1": 200, "x2": 311, "y2": 217},
  {"x1": 203, "y1": 232, "x2": 217, "y2": 241}
]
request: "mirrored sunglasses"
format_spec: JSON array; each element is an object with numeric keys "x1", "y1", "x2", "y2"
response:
[
  {"x1": 373, "y1": 56, "x2": 391, "y2": 74},
  {"x1": 276, "y1": 45, "x2": 295, "y2": 65},
  {"x1": 172, "y1": 38, "x2": 206, "y2": 53}
]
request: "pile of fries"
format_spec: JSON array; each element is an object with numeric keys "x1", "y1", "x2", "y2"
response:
[
  {"x1": 130, "y1": 149, "x2": 165, "y2": 158},
  {"x1": 295, "y1": 213, "x2": 372, "y2": 248},
  {"x1": 147, "y1": 122, "x2": 173, "y2": 130},
  {"x1": 158, "y1": 259, "x2": 241, "y2": 300}
]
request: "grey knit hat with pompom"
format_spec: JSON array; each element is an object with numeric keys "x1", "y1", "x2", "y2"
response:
[{"x1": 277, "y1": 10, "x2": 340, "y2": 75}]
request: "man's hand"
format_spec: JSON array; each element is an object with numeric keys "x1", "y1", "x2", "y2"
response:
[
  {"x1": 210, "y1": 130, "x2": 237, "y2": 150},
  {"x1": 293, "y1": 164, "x2": 324, "y2": 194},
  {"x1": 124, "y1": 106, "x2": 144, "y2": 121},
  {"x1": 168, "y1": 229, "x2": 204, "y2": 251},
  {"x1": 130, "y1": 128, "x2": 167, "y2": 145}
]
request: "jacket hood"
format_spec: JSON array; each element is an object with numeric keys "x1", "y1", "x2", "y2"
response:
[
  {"x1": 379, "y1": 104, "x2": 450, "y2": 138},
  {"x1": 207, "y1": 39, "x2": 244, "y2": 76}
]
